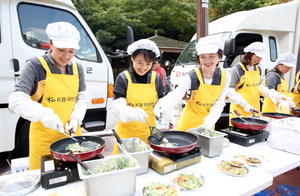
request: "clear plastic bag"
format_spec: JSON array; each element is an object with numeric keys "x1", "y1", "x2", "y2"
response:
[{"x1": 276, "y1": 185, "x2": 300, "y2": 196}]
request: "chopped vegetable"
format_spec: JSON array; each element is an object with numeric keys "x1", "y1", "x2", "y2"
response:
[
  {"x1": 159, "y1": 142, "x2": 178, "y2": 147},
  {"x1": 84, "y1": 157, "x2": 138, "y2": 175},
  {"x1": 124, "y1": 138, "x2": 149, "y2": 153},
  {"x1": 143, "y1": 182, "x2": 179, "y2": 196},
  {"x1": 65, "y1": 142, "x2": 100, "y2": 153},
  {"x1": 173, "y1": 173, "x2": 204, "y2": 190}
]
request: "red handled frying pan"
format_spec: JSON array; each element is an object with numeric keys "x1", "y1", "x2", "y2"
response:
[
  {"x1": 148, "y1": 130, "x2": 198, "y2": 154},
  {"x1": 50, "y1": 136, "x2": 106, "y2": 162},
  {"x1": 231, "y1": 117, "x2": 268, "y2": 131},
  {"x1": 262, "y1": 112, "x2": 294, "y2": 119},
  {"x1": 291, "y1": 109, "x2": 300, "y2": 117}
]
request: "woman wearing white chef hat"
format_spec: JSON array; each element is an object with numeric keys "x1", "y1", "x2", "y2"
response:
[
  {"x1": 154, "y1": 35, "x2": 231, "y2": 131},
  {"x1": 8, "y1": 22, "x2": 90, "y2": 170},
  {"x1": 227, "y1": 42, "x2": 290, "y2": 122},
  {"x1": 262, "y1": 53, "x2": 297, "y2": 113},
  {"x1": 112, "y1": 39, "x2": 165, "y2": 145}
]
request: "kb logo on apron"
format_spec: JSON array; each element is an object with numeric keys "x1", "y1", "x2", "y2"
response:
[
  {"x1": 45, "y1": 96, "x2": 77, "y2": 103},
  {"x1": 128, "y1": 102, "x2": 155, "y2": 107}
]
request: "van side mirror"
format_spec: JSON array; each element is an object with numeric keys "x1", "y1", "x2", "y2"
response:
[
  {"x1": 224, "y1": 38, "x2": 235, "y2": 56},
  {"x1": 127, "y1": 26, "x2": 134, "y2": 46}
]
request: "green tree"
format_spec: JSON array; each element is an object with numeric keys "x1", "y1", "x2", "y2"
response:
[
  {"x1": 73, "y1": 0, "x2": 196, "y2": 53},
  {"x1": 73, "y1": 0, "x2": 293, "y2": 54}
]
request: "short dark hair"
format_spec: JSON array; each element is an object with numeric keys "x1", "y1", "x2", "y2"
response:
[
  {"x1": 196, "y1": 49, "x2": 223, "y2": 65},
  {"x1": 241, "y1": 52, "x2": 255, "y2": 66},
  {"x1": 128, "y1": 49, "x2": 156, "y2": 71}
]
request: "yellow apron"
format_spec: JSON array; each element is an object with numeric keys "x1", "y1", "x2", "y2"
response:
[
  {"x1": 262, "y1": 72, "x2": 289, "y2": 113},
  {"x1": 176, "y1": 68, "x2": 226, "y2": 131},
  {"x1": 29, "y1": 57, "x2": 81, "y2": 170},
  {"x1": 229, "y1": 63, "x2": 260, "y2": 122},
  {"x1": 113, "y1": 71, "x2": 158, "y2": 154},
  {"x1": 289, "y1": 71, "x2": 300, "y2": 108}
]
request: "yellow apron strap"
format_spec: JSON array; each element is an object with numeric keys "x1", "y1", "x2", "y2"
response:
[
  {"x1": 150, "y1": 71, "x2": 156, "y2": 83},
  {"x1": 195, "y1": 68, "x2": 204, "y2": 83},
  {"x1": 72, "y1": 61, "x2": 78, "y2": 75},
  {"x1": 37, "y1": 57, "x2": 51, "y2": 72},
  {"x1": 124, "y1": 70, "x2": 132, "y2": 83}
]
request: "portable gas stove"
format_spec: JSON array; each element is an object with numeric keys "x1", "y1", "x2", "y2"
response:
[
  {"x1": 40, "y1": 154, "x2": 104, "y2": 189},
  {"x1": 219, "y1": 127, "x2": 269, "y2": 147},
  {"x1": 149, "y1": 147, "x2": 201, "y2": 175}
]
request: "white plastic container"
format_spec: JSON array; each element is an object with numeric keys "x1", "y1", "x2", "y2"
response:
[
  {"x1": 118, "y1": 137, "x2": 153, "y2": 175},
  {"x1": 270, "y1": 117, "x2": 300, "y2": 155},
  {"x1": 77, "y1": 154, "x2": 140, "y2": 196}
]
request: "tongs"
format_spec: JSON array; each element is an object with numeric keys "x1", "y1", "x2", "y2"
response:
[
  {"x1": 145, "y1": 118, "x2": 169, "y2": 143},
  {"x1": 112, "y1": 129, "x2": 129, "y2": 154},
  {"x1": 249, "y1": 108, "x2": 262, "y2": 117},
  {"x1": 58, "y1": 125, "x2": 78, "y2": 142},
  {"x1": 68, "y1": 151, "x2": 95, "y2": 175},
  {"x1": 232, "y1": 109, "x2": 248, "y2": 124}
]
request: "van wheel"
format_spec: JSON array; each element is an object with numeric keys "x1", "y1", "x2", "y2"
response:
[{"x1": 17, "y1": 121, "x2": 30, "y2": 157}]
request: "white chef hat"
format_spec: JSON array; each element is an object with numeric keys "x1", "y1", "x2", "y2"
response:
[
  {"x1": 275, "y1": 53, "x2": 296, "y2": 67},
  {"x1": 127, "y1": 39, "x2": 160, "y2": 58},
  {"x1": 46, "y1": 22, "x2": 80, "y2": 49},
  {"x1": 244, "y1": 42, "x2": 266, "y2": 58},
  {"x1": 195, "y1": 35, "x2": 224, "y2": 55}
]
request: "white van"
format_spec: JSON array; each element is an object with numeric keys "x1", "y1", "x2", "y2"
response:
[
  {"x1": 0, "y1": 0, "x2": 117, "y2": 156},
  {"x1": 170, "y1": 0, "x2": 300, "y2": 91}
]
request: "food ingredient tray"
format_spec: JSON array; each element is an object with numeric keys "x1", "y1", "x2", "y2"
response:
[
  {"x1": 117, "y1": 137, "x2": 153, "y2": 174},
  {"x1": 77, "y1": 154, "x2": 139, "y2": 196}
]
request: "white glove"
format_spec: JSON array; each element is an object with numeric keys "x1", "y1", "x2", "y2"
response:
[
  {"x1": 131, "y1": 107, "x2": 148, "y2": 123},
  {"x1": 243, "y1": 104, "x2": 257, "y2": 113},
  {"x1": 112, "y1": 98, "x2": 148, "y2": 123},
  {"x1": 68, "y1": 91, "x2": 90, "y2": 126},
  {"x1": 288, "y1": 100, "x2": 296, "y2": 108},
  {"x1": 267, "y1": 89, "x2": 281, "y2": 104},
  {"x1": 8, "y1": 91, "x2": 53, "y2": 122},
  {"x1": 154, "y1": 96, "x2": 176, "y2": 123},
  {"x1": 40, "y1": 112, "x2": 64, "y2": 133},
  {"x1": 199, "y1": 121, "x2": 213, "y2": 130},
  {"x1": 188, "y1": 120, "x2": 213, "y2": 133},
  {"x1": 187, "y1": 126, "x2": 205, "y2": 133},
  {"x1": 65, "y1": 118, "x2": 78, "y2": 134}
]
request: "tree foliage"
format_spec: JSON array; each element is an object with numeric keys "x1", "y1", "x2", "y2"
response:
[
  {"x1": 72, "y1": 0, "x2": 293, "y2": 54},
  {"x1": 73, "y1": 0, "x2": 196, "y2": 53}
]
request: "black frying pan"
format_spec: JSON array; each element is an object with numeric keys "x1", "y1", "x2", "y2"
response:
[
  {"x1": 50, "y1": 136, "x2": 106, "y2": 162},
  {"x1": 231, "y1": 117, "x2": 268, "y2": 131},
  {"x1": 262, "y1": 112, "x2": 294, "y2": 119},
  {"x1": 148, "y1": 130, "x2": 198, "y2": 154}
]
